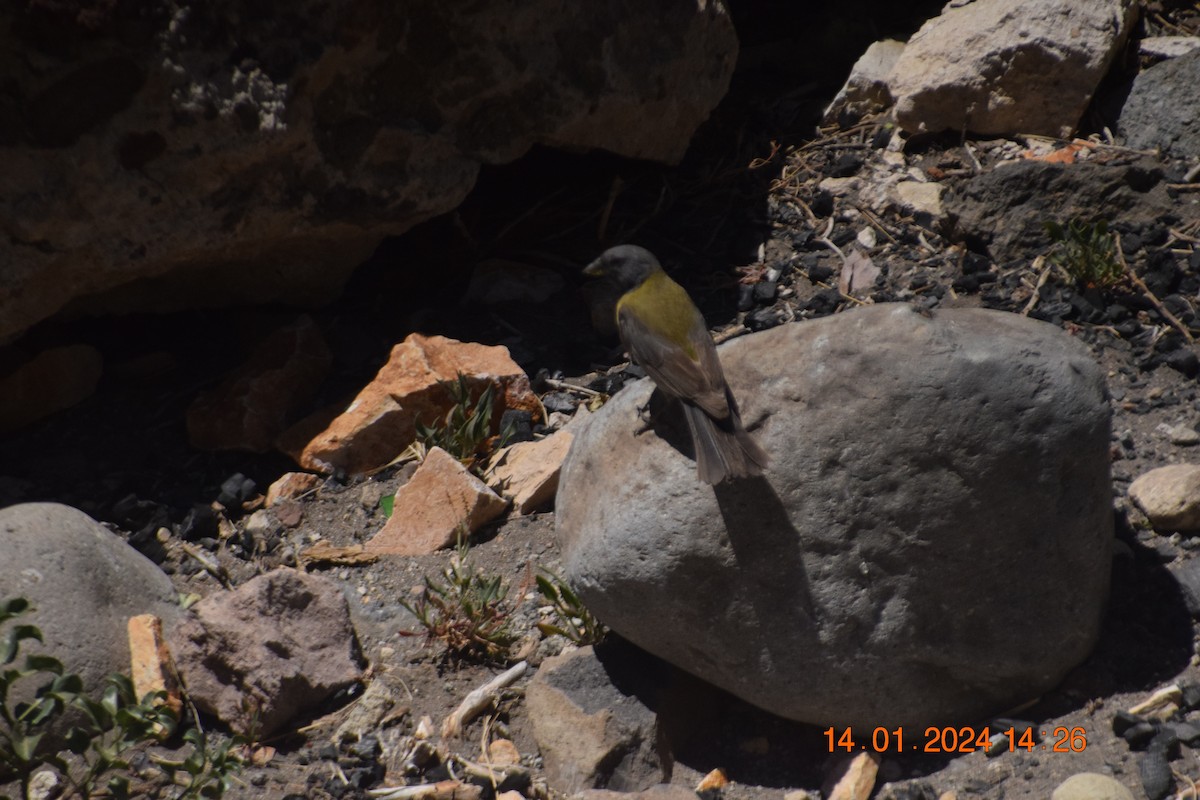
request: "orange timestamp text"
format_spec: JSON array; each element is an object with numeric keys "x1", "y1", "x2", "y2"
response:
[{"x1": 824, "y1": 725, "x2": 1088, "y2": 754}]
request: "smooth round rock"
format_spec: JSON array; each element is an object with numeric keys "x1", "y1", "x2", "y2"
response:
[
  {"x1": 1130, "y1": 464, "x2": 1200, "y2": 531},
  {"x1": 558, "y1": 305, "x2": 1112, "y2": 727},
  {"x1": 0, "y1": 503, "x2": 180, "y2": 705},
  {"x1": 1051, "y1": 772, "x2": 1135, "y2": 800}
]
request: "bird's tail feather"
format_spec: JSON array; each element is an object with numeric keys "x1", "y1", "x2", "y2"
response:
[{"x1": 682, "y1": 403, "x2": 769, "y2": 485}]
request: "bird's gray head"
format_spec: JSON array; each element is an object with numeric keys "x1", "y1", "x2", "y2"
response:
[{"x1": 583, "y1": 245, "x2": 663, "y2": 291}]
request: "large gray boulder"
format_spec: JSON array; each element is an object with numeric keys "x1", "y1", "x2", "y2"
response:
[
  {"x1": 0, "y1": 503, "x2": 180, "y2": 708},
  {"x1": 557, "y1": 305, "x2": 1112, "y2": 727},
  {"x1": 0, "y1": 0, "x2": 736, "y2": 344}
]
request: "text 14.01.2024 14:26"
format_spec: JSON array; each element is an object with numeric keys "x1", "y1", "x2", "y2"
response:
[{"x1": 824, "y1": 726, "x2": 1088, "y2": 754}]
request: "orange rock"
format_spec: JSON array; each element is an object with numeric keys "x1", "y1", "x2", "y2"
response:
[
  {"x1": 266, "y1": 471, "x2": 322, "y2": 507},
  {"x1": 484, "y1": 429, "x2": 574, "y2": 515},
  {"x1": 824, "y1": 752, "x2": 880, "y2": 800},
  {"x1": 0, "y1": 344, "x2": 103, "y2": 433},
  {"x1": 187, "y1": 315, "x2": 332, "y2": 452},
  {"x1": 366, "y1": 447, "x2": 509, "y2": 555},
  {"x1": 487, "y1": 737, "x2": 522, "y2": 767},
  {"x1": 127, "y1": 614, "x2": 182, "y2": 717},
  {"x1": 696, "y1": 768, "x2": 730, "y2": 791},
  {"x1": 280, "y1": 333, "x2": 538, "y2": 476}
]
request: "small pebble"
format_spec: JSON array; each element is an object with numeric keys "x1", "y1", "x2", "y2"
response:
[
  {"x1": 1168, "y1": 424, "x2": 1200, "y2": 446},
  {"x1": 1123, "y1": 721, "x2": 1158, "y2": 750}
]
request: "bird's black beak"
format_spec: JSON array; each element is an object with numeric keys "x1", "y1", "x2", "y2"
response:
[{"x1": 582, "y1": 258, "x2": 605, "y2": 278}]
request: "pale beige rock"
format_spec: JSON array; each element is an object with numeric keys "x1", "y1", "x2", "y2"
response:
[
  {"x1": 484, "y1": 430, "x2": 574, "y2": 514},
  {"x1": 823, "y1": 752, "x2": 879, "y2": 800},
  {"x1": 187, "y1": 316, "x2": 332, "y2": 453},
  {"x1": 889, "y1": 0, "x2": 1138, "y2": 137},
  {"x1": 0, "y1": 2, "x2": 737, "y2": 345},
  {"x1": 366, "y1": 447, "x2": 509, "y2": 555},
  {"x1": 280, "y1": 334, "x2": 538, "y2": 475},
  {"x1": 1140, "y1": 36, "x2": 1200, "y2": 59},
  {"x1": 0, "y1": 345, "x2": 103, "y2": 433},
  {"x1": 823, "y1": 40, "x2": 906, "y2": 127},
  {"x1": 1129, "y1": 464, "x2": 1200, "y2": 531},
  {"x1": 266, "y1": 472, "x2": 323, "y2": 507},
  {"x1": 1051, "y1": 772, "x2": 1134, "y2": 800},
  {"x1": 495, "y1": 792, "x2": 525, "y2": 800},
  {"x1": 892, "y1": 181, "x2": 945, "y2": 222}
]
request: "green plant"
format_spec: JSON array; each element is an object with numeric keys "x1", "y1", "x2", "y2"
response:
[
  {"x1": 0, "y1": 596, "x2": 80, "y2": 794},
  {"x1": 400, "y1": 543, "x2": 515, "y2": 663},
  {"x1": 0, "y1": 597, "x2": 242, "y2": 800},
  {"x1": 535, "y1": 570, "x2": 607, "y2": 645},
  {"x1": 416, "y1": 374, "x2": 515, "y2": 474},
  {"x1": 1044, "y1": 218, "x2": 1123, "y2": 289}
]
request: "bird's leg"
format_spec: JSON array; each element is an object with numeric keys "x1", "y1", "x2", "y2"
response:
[{"x1": 633, "y1": 401, "x2": 654, "y2": 435}]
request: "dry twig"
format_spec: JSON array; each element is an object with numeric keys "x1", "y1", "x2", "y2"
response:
[
  {"x1": 1115, "y1": 232, "x2": 1195, "y2": 344},
  {"x1": 368, "y1": 780, "x2": 483, "y2": 800},
  {"x1": 1021, "y1": 256, "x2": 1052, "y2": 317},
  {"x1": 440, "y1": 661, "x2": 528, "y2": 739}
]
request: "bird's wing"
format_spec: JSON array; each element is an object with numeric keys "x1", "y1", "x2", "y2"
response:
[{"x1": 618, "y1": 307, "x2": 732, "y2": 420}]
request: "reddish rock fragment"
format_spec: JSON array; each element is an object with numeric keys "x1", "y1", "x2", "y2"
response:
[
  {"x1": 366, "y1": 447, "x2": 509, "y2": 555},
  {"x1": 280, "y1": 333, "x2": 538, "y2": 476}
]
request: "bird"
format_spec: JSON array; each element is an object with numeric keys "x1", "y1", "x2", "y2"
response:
[{"x1": 583, "y1": 244, "x2": 769, "y2": 484}]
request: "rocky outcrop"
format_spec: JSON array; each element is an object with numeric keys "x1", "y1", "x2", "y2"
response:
[{"x1": 0, "y1": 0, "x2": 737, "y2": 343}]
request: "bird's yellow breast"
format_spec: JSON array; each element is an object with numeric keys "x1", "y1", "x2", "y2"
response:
[{"x1": 616, "y1": 270, "x2": 704, "y2": 361}]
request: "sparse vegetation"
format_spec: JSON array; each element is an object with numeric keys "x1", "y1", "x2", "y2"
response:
[
  {"x1": 536, "y1": 570, "x2": 607, "y2": 646},
  {"x1": 416, "y1": 374, "x2": 515, "y2": 475},
  {"x1": 0, "y1": 597, "x2": 242, "y2": 800},
  {"x1": 400, "y1": 543, "x2": 516, "y2": 664},
  {"x1": 1044, "y1": 218, "x2": 1123, "y2": 289}
]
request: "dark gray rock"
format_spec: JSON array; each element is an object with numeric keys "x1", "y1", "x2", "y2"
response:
[
  {"x1": 1140, "y1": 748, "x2": 1173, "y2": 800},
  {"x1": 557, "y1": 304, "x2": 1112, "y2": 728},
  {"x1": 527, "y1": 645, "x2": 670, "y2": 794},
  {"x1": 948, "y1": 159, "x2": 1177, "y2": 263},
  {"x1": 1169, "y1": 558, "x2": 1200, "y2": 616},
  {"x1": 0, "y1": 503, "x2": 180, "y2": 713},
  {"x1": 1118, "y1": 48, "x2": 1200, "y2": 159},
  {"x1": 168, "y1": 568, "x2": 363, "y2": 736}
]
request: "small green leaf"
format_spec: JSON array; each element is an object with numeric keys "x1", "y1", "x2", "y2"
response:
[
  {"x1": 380, "y1": 494, "x2": 395, "y2": 518},
  {"x1": 1, "y1": 625, "x2": 43, "y2": 665},
  {"x1": 12, "y1": 731, "x2": 42, "y2": 761}
]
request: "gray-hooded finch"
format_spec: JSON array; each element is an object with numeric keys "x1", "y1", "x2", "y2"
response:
[{"x1": 583, "y1": 244, "x2": 769, "y2": 484}]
